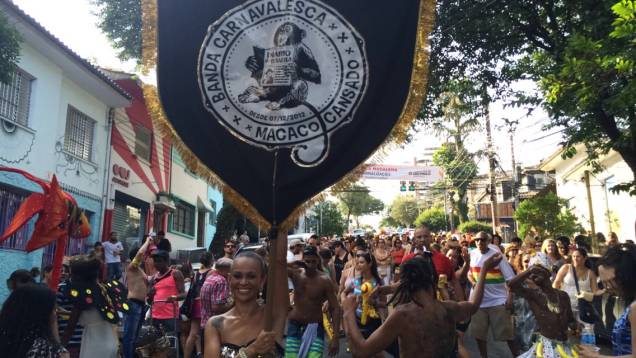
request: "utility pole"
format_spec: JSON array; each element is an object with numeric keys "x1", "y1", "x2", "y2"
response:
[
  {"x1": 584, "y1": 170, "x2": 597, "y2": 252},
  {"x1": 483, "y1": 85, "x2": 498, "y2": 234},
  {"x1": 501, "y1": 118, "x2": 519, "y2": 233}
]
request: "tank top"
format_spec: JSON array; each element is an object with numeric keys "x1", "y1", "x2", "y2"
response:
[
  {"x1": 334, "y1": 252, "x2": 348, "y2": 283},
  {"x1": 152, "y1": 269, "x2": 179, "y2": 319},
  {"x1": 562, "y1": 266, "x2": 591, "y2": 309},
  {"x1": 612, "y1": 306, "x2": 632, "y2": 355}
]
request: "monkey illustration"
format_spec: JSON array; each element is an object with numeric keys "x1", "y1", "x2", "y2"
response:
[{"x1": 238, "y1": 22, "x2": 322, "y2": 110}]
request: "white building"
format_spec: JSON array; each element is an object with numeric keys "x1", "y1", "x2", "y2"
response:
[
  {"x1": 539, "y1": 144, "x2": 635, "y2": 242},
  {"x1": 0, "y1": 2, "x2": 129, "y2": 300}
]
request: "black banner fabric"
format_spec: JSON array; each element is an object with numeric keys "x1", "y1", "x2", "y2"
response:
[{"x1": 157, "y1": 0, "x2": 424, "y2": 225}]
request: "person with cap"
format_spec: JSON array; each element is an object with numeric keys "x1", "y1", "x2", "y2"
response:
[
  {"x1": 288, "y1": 239, "x2": 305, "y2": 262},
  {"x1": 286, "y1": 245, "x2": 341, "y2": 357},
  {"x1": 509, "y1": 253, "x2": 577, "y2": 358},
  {"x1": 148, "y1": 250, "x2": 186, "y2": 336},
  {"x1": 199, "y1": 257, "x2": 233, "y2": 351},
  {"x1": 154, "y1": 231, "x2": 172, "y2": 253}
]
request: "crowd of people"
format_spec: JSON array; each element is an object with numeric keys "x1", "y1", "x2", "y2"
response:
[{"x1": 0, "y1": 226, "x2": 634, "y2": 358}]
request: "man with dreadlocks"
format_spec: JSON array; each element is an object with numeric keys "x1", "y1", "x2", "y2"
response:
[{"x1": 341, "y1": 253, "x2": 503, "y2": 357}]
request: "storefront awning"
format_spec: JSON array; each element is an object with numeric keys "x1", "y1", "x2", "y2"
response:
[{"x1": 197, "y1": 196, "x2": 213, "y2": 212}]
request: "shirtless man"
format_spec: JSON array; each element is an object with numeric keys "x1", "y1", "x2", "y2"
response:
[
  {"x1": 508, "y1": 254, "x2": 578, "y2": 357},
  {"x1": 342, "y1": 253, "x2": 503, "y2": 358},
  {"x1": 122, "y1": 236, "x2": 152, "y2": 358},
  {"x1": 287, "y1": 245, "x2": 340, "y2": 357}
]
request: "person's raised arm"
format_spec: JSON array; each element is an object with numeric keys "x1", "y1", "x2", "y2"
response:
[
  {"x1": 130, "y1": 237, "x2": 153, "y2": 269},
  {"x1": 552, "y1": 264, "x2": 569, "y2": 289},
  {"x1": 341, "y1": 293, "x2": 402, "y2": 357},
  {"x1": 447, "y1": 253, "x2": 503, "y2": 322}
]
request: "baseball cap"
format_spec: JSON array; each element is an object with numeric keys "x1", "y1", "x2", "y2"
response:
[
  {"x1": 150, "y1": 250, "x2": 169, "y2": 259},
  {"x1": 289, "y1": 239, "x2": 304, "y2": 247}
]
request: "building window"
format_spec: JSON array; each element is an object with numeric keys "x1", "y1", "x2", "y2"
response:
[
  {"x1": 64, "y1": 106, "x2": 95, "y2": 161},
  {"x1": 0, "y1": 187, "x2": 30, "y2": 251},
  {"x1": 0, "y1": 68, "x2": 34, "y2": 127},
  {"x1": 172, "y1": 200, "x2": 195, "y2": 236},
  {"x1": 134, "y1": 124, "x2": 152, "y2": 162},
  {"x1": 209, "y1": 200, "x2": 217, "y2": 225}
]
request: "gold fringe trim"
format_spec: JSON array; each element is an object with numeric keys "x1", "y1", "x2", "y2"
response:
[{"x1": 140, "y1": 0, "x2": 435, "y2": 231}]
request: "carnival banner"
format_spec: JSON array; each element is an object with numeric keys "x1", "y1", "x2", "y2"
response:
[
  {"x1": 153, "y1": 0, "x2": 434, "y2": 226},
  {"x1": 361, "y1": 165, "x2": 443, "y2": 182}
]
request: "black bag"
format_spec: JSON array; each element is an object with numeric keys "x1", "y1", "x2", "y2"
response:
[{"x1": 572, "y1": 265, "x2": 601, "y2": 324}]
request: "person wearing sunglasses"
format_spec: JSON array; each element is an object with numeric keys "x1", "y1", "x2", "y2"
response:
[
  {"x1": 467, "y1": 231, "x2": 519, "y2": 357},
  {"x1": 223, "y1": 240, "x2": 237, "y2": 259}
]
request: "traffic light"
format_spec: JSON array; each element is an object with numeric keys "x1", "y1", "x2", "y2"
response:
[
  {"x1": 400, "y1": 181, "x2": 406, "y2": 192},
  {"x1": 409, "y1": 181, "x2": 416, "y2": 191}
]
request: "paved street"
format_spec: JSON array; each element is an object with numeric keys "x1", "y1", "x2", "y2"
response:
[{"x1": 325, "y1": 329, "x2": 513, "y2": 358}]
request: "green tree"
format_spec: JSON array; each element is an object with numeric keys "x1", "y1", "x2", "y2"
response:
[
  {"x1": 513, "y1": 192, "x2": 583, "y2": 238},
  {"x1": 425, "y1": 0, "x2": 636, "y2": 193},
  {"x1": 336, "y1": 184, "x2": 384, "y2": 228},
  {"x1": 379, "y1": 216, "x2": 399, "y2": 228},
  {"x1": 0, "y1": 11, "x2": 21, "y2": 84},
  {"x1": 308, "y1": 201, "x2": 346, "y2": 237},
  {"x1": 414, "y1": 207, "x2": 457, "y2": 232},
  {"x1": 432, "y1": 144, "x2": 478, "y2": 223},
  {"x1": 92, "y1": 0, "x2": 142, "y2": 62},
  {"x1": 457, "y1": 220, "x2": 493, "y2": 234},
  {"x1": 210, "y1": 201, "x2": 260, "y2": 256},
  {"x1": 389, "y1": 196, "x2": 419, "y2": 227}
]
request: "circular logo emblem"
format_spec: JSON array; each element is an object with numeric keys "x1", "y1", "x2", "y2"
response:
[{"x1": 198, "y1": 0, "x2": 368, "y2": 167}]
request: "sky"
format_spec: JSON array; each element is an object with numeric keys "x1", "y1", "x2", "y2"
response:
[{"x1": 11, "y1": 0, "x2": 563, "y2": 208}]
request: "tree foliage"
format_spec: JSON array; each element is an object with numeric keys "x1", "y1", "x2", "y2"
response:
[
  {"x1": 389, "y1": 196, "x2": 419, "y2": 227},
  {"x1": 336, "y1": 184, "x2": 384, "y2": 228},
  {"x1": 513, "y1": 192, "x2": 583, "y2": 239},
  {"x1": 457, "y1": 220, "x2": 493, "y2": 234},
  {"x1": 210, "y1": 201, "x2": 259, "y2": 256},
  {"x1": 414, "y1": 207, "x2": 457, "y2": 233},
  {"x1": 307, "y1": 201, "x2": 346, "y2": 237},
  {"x1": 432, "y1": 144, "x2": 478, "y2": 223},
  {"x1": 0, "y1": 11, "x2": 21, "y2": 84},
  {"x1": 426, "y1": 0, "x2": 636, "y2": 193},
  {"x1": 92, "y1": 0, "x2": 142, "y2": 63}
]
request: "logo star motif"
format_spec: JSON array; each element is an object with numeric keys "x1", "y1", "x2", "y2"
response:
[
  {"x1": 329, "y1": 23, "x2": 338, "y2": 30},
  {"x1": 233, "y1": 116, "x2": 241, "y2": 125},
  {"x1": 222, "y1": 105, "x2": 230, "y2": 112},
  {"x1": 245, "y1": 125, "x2": 253, "y2": 132},
  {"x1": 346, "y1": 47, "x2": 354, "y2": 55}
]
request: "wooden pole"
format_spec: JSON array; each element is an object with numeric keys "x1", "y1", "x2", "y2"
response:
[{"x1": 264, "y1": 228, "x2": 285, "y2": 331}]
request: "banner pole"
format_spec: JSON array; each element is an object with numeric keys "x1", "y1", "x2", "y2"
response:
[{"x1": 264, "y1": 149, "x2": 280, "y2": 331}]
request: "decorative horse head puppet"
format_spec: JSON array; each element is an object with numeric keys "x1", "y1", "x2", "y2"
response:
[{"x1": 0, "y1": 167, "x2": 91, "y2": 290}]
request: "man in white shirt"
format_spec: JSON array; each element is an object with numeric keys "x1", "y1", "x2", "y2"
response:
[
  {"x1": 103, "y1": 231, "x2": 124, "y2": 280},
  {"x1": 467, "y1": 231, "x2": 519, "y2": 357}
]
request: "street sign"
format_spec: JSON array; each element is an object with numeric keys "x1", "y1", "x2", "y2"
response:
[{"x1": 362, "y1": 164, "x2": 443, "y2": 182}]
